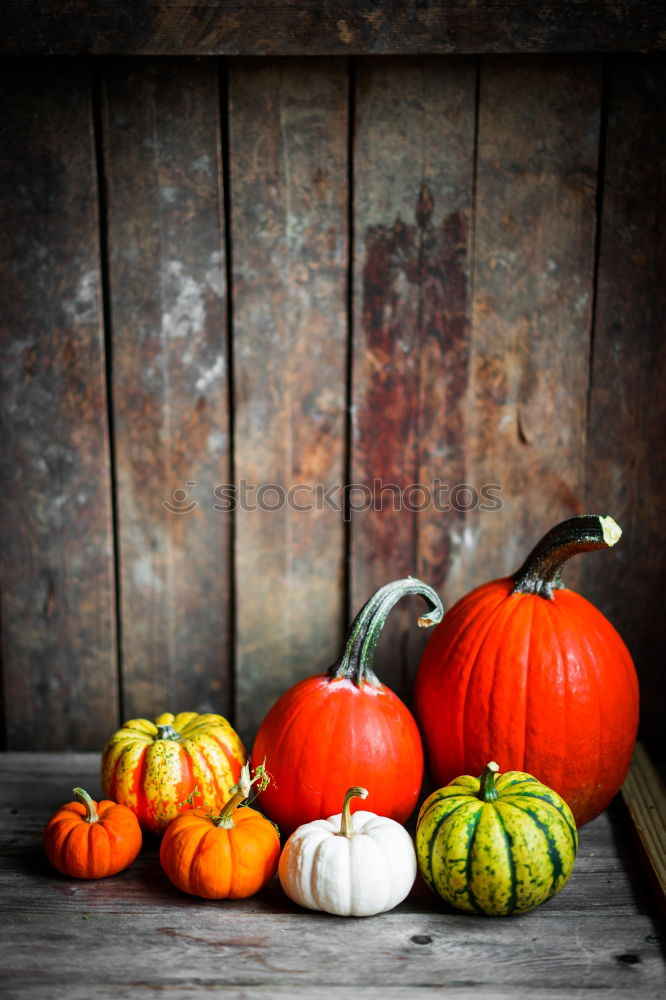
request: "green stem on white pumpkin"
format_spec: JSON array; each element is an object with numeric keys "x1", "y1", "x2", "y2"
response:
[
  {"x1": 155, "y1": 723, "x2": 180, "y2": 741},
  {"x1": 73, "y1": 787, "x2": 99, "y2": 824},
  {"x1": 338, "y1": 786, "x2": 368, "y2": 838},
  {"x1": 214, "y1": 762, "x2": 260, "y2": 829},
  {"x1": 478, "y1": 763, "x2": 500, "y2": 803},
  {"x1": 327, "y1": 577, "x2": 444, "y2": 687},
  {"x1": 512, "y1": 514, "x2": 622, "y2": 600}
]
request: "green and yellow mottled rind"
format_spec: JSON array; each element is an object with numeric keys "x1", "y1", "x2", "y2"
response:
[
  {"x1": 416, "y1": 769, "x2": 578, "y2": 916},
  {"x1": 101, "y1": 712, "x2": 246, "y2": 835}
]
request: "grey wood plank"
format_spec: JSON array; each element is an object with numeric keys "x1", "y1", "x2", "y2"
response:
[
  {"x1": 229, "y1": 59, "x2": 348, "y2": 745},
  {"x1": 1, "y1": 991, "x2": 664, "y2": 1000},
  {"x1": 0, "y1": 989, "x2": 612, "y2": 1000},
  {"x1": 351, "y1": 55, "x2": 476, "y2": 696},
  {"x1": 0, "y1": 846, "x2": 654, "y2": 914},
  {"x1": 0, "y1": 62, "x2": 118, "y2": 750},
  {"x1": 454, "y1": 56, "x2": 601, "y2": 598},
  {"x1": 0, "y1": 753, "x2": 663, "y2": 999},
  {"x1": 581, "y1": 55, "x2": 666, "y2": 761},
  {"x1": 0, "y1": 892, "x2": 662, "y2": 996},
  {"x1": 2, "y1": 2, "x2": 666, "y2": 56},
  {"x1": 622, "y1": 745, "x2": 666, "y2": 905},
  {"x1": 103, "y1": 59, "x2": 232, "y2": 720}
]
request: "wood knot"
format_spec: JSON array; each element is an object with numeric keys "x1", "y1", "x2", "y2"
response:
[{"x1": 416, "y1": 183, "x2": 434, "y2": 229}]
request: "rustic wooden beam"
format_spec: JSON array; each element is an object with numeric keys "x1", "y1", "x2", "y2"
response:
[
  {"x1": 0, "y1": 62, "x2": 118, "y2": 750},
  {"x1": 229, "y1": 59, "x2": 348, "y2": 745},
  {"x1": 102, "y1": 59, "x2": 233, "y2": 722},
  {"x1": 621, "y1": 743, "x2": 666, "y2": 911},
  {"x1": 456, "y1": 55, "x2": 601, "y2": 594},
  {"x1": 581, "y1": 55, "x2": 666, "y2": 760},
  {"x1": 2, "y1": 2, "x2": 665, "y2": 56},
  {"x1": 350, "y1": 55, "x2": 476, "y2": 696}
]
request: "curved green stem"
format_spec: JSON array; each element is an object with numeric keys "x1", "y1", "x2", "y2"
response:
[
  {"x1": 155, "y1": 724, "x2": 180, "y2": 741},
  {"x1": 73, "y1": 787, "x2": 99, "y2": 824},
  {"x1": 327, "y1": 577, "x2": 444, "y2": 686},
  {"x1": 512, "y1": 514, "x2": 621, "y2": 600},
  {"x1": 478, "y1": 763, "x2": 500, "y2": 803},
  {"x1": 214, "y1": 762, "x2": 257, "y2": 829},
  {"x1": 338, "y1": 787, "x2": 368, "y2": 837}
]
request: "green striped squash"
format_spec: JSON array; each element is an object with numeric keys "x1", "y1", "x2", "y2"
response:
[{"x1": 416, "y1": 761, "x2": 577, "y2": 916}]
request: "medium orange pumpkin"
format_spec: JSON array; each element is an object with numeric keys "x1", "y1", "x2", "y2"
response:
[
  {"x1": 250, "y1": 578, "x2": 443, "y2": 836},
  {"x1": 101, "y1": 711, "x2": 246, "y2": 835},
  {"x1": 414, "y1": 515, "x2": 639, "y2": 827},
  {"x1": 159, "y1": 763, "x2": 280, "y2": 899},
  {"x1": 43, "y1": 787, "x2": 142, "y2": 878}
]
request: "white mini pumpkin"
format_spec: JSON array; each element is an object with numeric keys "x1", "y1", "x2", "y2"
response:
[{"x1": 278, "y1": 786, "x2": 417, "y2": 916}]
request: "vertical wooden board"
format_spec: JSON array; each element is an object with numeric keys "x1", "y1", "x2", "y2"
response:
[
  {"x1": 103, "y1": 60, "x2": 231, "y2": 721},
  {"x1": 230, "y1": 59, "x2": 348, "y2": 745},
  {"x1": 351, "y1": 57, "x2": 476, "y2": 695},
  {"x1": 457, "y1": 56, "x2": 601, "y2": 595},
  {"x1": 582, "y1": 56, "x2": 666, "y2": 758},
  {"x1": 0, "y1": 62, "x2": 117, "y2": 749}
]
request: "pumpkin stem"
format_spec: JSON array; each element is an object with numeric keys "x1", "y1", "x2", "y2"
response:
[
  {"x1": 214, "y1": 761, "x2": 265, "y2": 828},
  {"x1": 73, "y1": 787, "x2": 99, "y2": 824},
  {"x1": 155, "y1": 723, "x2": 181, "y2": 741},
  {"x1": 478, "y1": 762, "x2": 500, "y2": 802},
  {"x1": 512, "y1": 514, "x2": 622, "y2": 600},
  {"x1": 328, "y1": 577, "x2": 444, "y2": 686},
  {"x1": 338, "y1": 786, "x2": 368, "y2": 838}
]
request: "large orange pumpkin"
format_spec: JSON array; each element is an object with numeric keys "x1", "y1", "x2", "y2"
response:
[
  {"x1": 43, "y1": 787, "x2": 142, "y2": 878},
  {"x1": 159, "y1": 763, "x2": 280, "y2": 899},
  {"x1": 101, "y1": 711, "x2": 245, "y2": 835},
  {"x1": 251, "y1": 578, "x2": 443, "y2": 836},
  {"x1": 414, "y1": 515, "x2": 639, "y2": 826}
]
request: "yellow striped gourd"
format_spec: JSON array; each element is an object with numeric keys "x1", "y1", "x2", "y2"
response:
[
  {"x1": 101, "y1": 712, "x2": 246, "y2": 835},
  {"x1": 416, "y1": 761, "x2": 577, "y2": 916}
]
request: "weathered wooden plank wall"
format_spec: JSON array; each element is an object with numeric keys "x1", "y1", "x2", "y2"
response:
[
  {"x1": 229, "y1": 59, "x2": 348, "y2": 740},
  {"x1": 351, "y1": 56, "x2": 476, "y2": 690},
  {"x1": 0, "y1": 54, "x2": 664, "y2": 758},
  {"x1": 0, "y1": 61, "x2": 118, "y2": 750},
  {"x1": 580, "y1": 55, "x2": 666, "y2": 755},
  {"x1": 4, "y1": 1, "x2": 666, "y2": 56},
  {"x1": 102, "y1": 58, "x2": 232, "y2": 722},
  {"x1": 459, "y1": 55, "x2": 601, "y2": 593}
]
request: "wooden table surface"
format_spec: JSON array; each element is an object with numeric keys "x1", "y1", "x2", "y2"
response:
[{"x1": 0, "y1": 753, "x2": 663, "y2": 999}]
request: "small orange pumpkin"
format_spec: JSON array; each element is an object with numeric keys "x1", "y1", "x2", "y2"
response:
[
  {"x1": 160, "y1": 763, "x2": 280, "y2": 899},
  {"x1": 43, "y1": 787, "x2": 142, "y2": 878}
]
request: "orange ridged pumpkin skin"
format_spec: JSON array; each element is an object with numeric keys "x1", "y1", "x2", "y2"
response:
[
  {"x1": 101, "y1": 712, "x2": 246, "y2": 835},
  {"x1": 43, "y1": 790, "x2": 142, "y2": 878},
  {"x1": 250, "y1": 578, "x2": 443, "y2": 837},
  {"x1": 415, "y1": 517, "x2": 639, "y2": 828},
  {"x1": 251, "y1": 674, "x2": 424, "y2": 836},
  {"x1": 159, "y1": 806, "x2": 280, "y2": 899}
]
